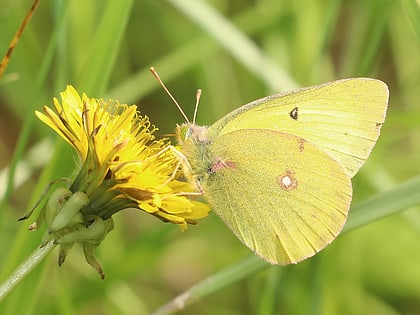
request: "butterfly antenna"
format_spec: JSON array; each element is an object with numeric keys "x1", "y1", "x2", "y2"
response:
[
  {"x1": 192, "y1": 89, "x2": 201, "y2": 125},
  {"x1": 0, "y1": 0, "x2": 41, "y2": 79},
  {"x1": 150, "y1": 67, "x2": 190, "y2": 123}
]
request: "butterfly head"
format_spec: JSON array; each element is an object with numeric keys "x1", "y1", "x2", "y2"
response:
[{"x1": 176, "y1": 123, "x2": 210, "y2": 146}]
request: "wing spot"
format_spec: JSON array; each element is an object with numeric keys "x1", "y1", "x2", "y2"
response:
[
  {"x1": 209, "y1": 158, "x2": 237, "y2": 174},
  {"x1": 297, "y1": 138, "x2": 305, "y2": 152},
  {"x1": 289, "y1": 107, "x2": 299, "y2": 120},
  {"x1": 277, "y1": 170, "x2": 298, "y2": 191}
]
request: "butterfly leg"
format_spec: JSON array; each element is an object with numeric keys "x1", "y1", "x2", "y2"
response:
[{"x1": 155, "y1": 145, "x2": 205, "y2": 196}]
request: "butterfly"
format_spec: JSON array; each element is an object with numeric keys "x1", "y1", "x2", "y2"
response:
[{"x1": 152, "y1": 68, "x2": 389, "y2": 265}]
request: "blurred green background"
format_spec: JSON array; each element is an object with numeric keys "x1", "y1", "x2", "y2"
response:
[{"x1": 1, "y1": 0, "x2": 420, "y2": 314}]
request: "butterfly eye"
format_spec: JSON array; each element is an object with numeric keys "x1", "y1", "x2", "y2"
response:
[
  {"x1": 179, "y1": 125, "x2": 191, "y2": 141},
  {"x1": 185, "y1": 128, "x2": 193, "y2": 140},
  {"x1": 175, "y1": 124, "x2": 191, "y2": 144}
]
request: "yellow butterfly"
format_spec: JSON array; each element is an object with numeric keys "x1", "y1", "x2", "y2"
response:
[{"x1": 154, "y1": 70, "x2": 389, "y2": 265}]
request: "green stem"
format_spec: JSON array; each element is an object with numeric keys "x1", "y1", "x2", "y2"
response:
[
  {"x1": 0, "y1": 241, "x2": 56, "y2": 302},
  {"x1": 151, "y1": 256, "x2": 268, "y2": 315}
]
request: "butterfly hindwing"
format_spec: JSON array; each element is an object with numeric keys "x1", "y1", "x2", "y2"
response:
[{"x1": 201, "y1": 128, "x2": 352, "y2": 264}]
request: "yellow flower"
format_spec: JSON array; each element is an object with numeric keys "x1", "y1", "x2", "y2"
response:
[{"x1": 31, "y1": 85, "x2": 210, "y2": 278}]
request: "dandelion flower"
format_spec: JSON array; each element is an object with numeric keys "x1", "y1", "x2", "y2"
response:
[{"x1": 29, "y1": 85, "x2": 210, "y2": 278}]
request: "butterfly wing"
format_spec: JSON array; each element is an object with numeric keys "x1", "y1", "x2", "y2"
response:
[
  {"x1": 202, "y1": 128, "x2": 352, "y2": 264},
  {"x1": 208, "y1": 78, "x2": 388, "y2": 178}
]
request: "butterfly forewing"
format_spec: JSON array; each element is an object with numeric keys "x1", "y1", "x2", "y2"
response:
[{"x1": 209, "y1": 78, "x2": 388, "y2": 178}]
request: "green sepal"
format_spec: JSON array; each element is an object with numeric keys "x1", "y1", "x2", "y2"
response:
[
  {"x1": 18, "y1": 178, "x2": 69, "y2": 222},
  {"x1": 49, "y1": 191, "x2": 89, "y2": 233},
  {"x1": 53, "y1": 215, "x2": 114, "y2": 244},
  {"x1": 83, "y1": 242, "x2": 105, "y2": 280},
  {"x1": 52, "y1": 216, "x2": 114, "y2": 278},
  {"x1": 58, "y1": 243, "x2": 74, "y2": 266},
  {"x1": 44, "y1": 187, "x2": 73, "y2": 226}
]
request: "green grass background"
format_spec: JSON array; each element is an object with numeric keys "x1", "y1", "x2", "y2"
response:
[{"x1": 1, "y1": 0, "x2": 420, "y2": 314}]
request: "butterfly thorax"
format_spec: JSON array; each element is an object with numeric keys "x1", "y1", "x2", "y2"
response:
[{"x1": 175, "y1": 123, "x2": 215, "y2": 190}]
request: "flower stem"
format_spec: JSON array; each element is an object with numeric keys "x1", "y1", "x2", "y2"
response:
[{"x1": 0, "y1": 241, "x2": 56, "y2": 302}]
